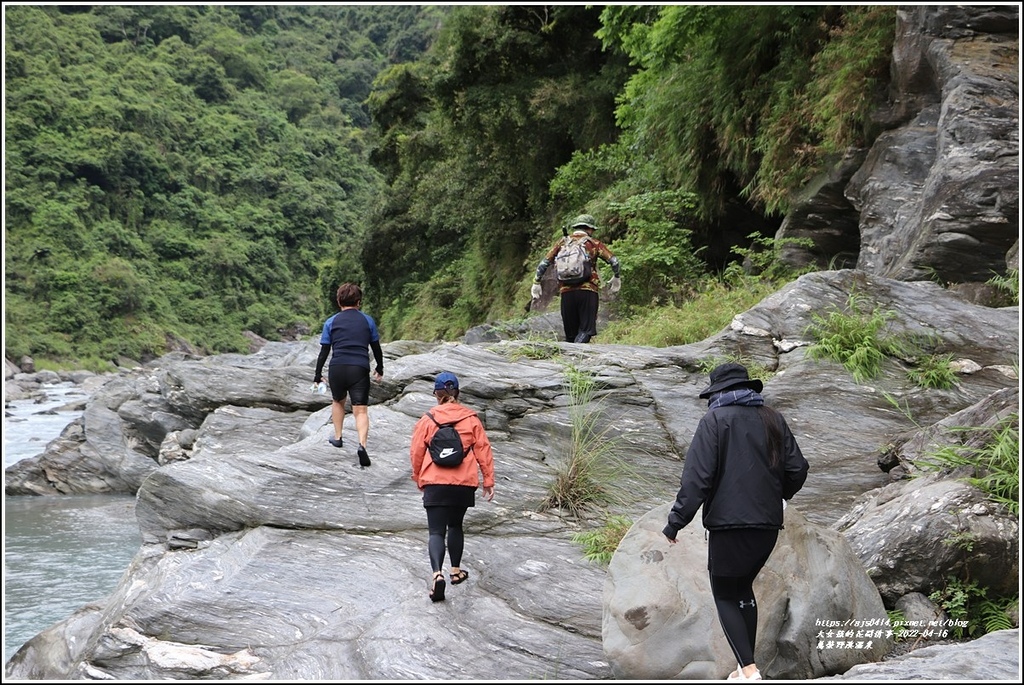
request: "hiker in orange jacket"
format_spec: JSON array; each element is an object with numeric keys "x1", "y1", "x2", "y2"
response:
[{"x1": 410, "y1": 371, "x2": 495, "y2": 602}]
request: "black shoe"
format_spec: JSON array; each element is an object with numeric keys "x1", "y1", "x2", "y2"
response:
[
  {"x1": 357, "y1": 445, "x2": 371, "y2": 467},
  {"x1": 429, "y1": 572, "x2": 446, "y2": 602},
  {"x1": 328, "y1": 437, "x2": 343, "y2": 448}
]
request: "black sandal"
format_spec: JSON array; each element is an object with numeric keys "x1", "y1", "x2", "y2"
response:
[
  {"x1": 429, "y1": 572, "x2": 446, "y2": 602},
  {"x1": 450, "y1": 569, "x2": 469, "y2": 585}
]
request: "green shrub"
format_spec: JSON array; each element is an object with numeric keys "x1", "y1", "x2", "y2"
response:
[
  {"x1": 928, "y1": 577, "x2": 986, "y2": 639},
  {"x1": 499, "y1": 340, "x2": 562, "y2": 361},
  {"x1": 602, "y1": 277, "x2": 778, "y2": 347},
  {"x1": 929, "y1": 578, "x2": 1018, "y2": 639},
  {"x1": 726, "y1": 232, "x2": 816, "y2": 285},
  {"x1": 918, "y1": 414, "x2": 1019, "y2": 516},
  {"x1": 571, "y1": 515, "x2": 633, "y2": 565},
  {"x1": 805, "y1": 291, "x2": 903, "y2": 382},
  {"x1": 906, "y1": 353, "x2": 957, "y2": 390},
  {"x1": 605, "y1": 189, "x2": 707, "y2": 310},
  {"x1": 697, "y1": 355, "x2": 774, "y2": 386}
]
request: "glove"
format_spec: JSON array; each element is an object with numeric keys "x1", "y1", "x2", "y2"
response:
[
  {"x1": 609, "y1": 277, "x2": 621, "y2": 293},
  {"x1": 531, "y1": 283, "x2": 542, "y2": 300}
]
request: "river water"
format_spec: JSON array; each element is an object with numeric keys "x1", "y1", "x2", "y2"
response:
[{"x1": 3, "y1": 383, "x2": 142, "y2": 664}]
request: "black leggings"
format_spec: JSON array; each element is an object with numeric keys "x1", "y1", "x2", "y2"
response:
[
  {"x1": 425, "y1": 506, "x2": 468, "y2": 572},
  {"x1": 710, "y1": 573, "x2": 760, "y2": 667}
]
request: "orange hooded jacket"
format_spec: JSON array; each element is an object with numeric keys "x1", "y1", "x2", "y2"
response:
[{"x1": 410, "y1": 401, "x2": 495, "y2": 489}]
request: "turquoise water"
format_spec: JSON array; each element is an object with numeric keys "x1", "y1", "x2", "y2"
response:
[
  {"x1": 3, "y1": 494, "x2": 141, "y2": 663},
  {"x1": 3, "y1": 385, "x2": 142, "y2": 664}
]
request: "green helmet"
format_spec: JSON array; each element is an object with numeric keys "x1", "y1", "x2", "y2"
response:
[{"x1": 571, "y1": 214, "x2": 598, "y2": 231}]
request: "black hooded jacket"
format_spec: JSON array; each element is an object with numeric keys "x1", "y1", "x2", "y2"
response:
[{"x1": 663, "y1": 403, "x2": 809, "y2": 538}]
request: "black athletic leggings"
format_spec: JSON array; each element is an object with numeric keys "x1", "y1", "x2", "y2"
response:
[
  {"x1": 710, "y1": 573, "x2": 760, "y2": 668},
  {"x1": 426, "y1": 506, "x2": 468, "y2": 572}
]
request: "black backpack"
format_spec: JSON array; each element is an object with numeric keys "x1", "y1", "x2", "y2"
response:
[{"x1": 426, "y1": 412, "x2": 473, "y2": 467}]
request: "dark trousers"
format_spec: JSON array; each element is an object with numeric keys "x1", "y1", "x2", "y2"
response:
[
  {"x1": 707, "y1": 528, "x2": 778, "y2": 668},
  {"x1": 425, "y1": 505, "x2": 468, "y2": 572},
  {"x1": 560, "y1": 288, "x2": 599, "y2": 343}
]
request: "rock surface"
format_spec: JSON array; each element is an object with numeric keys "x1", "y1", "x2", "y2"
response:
[
  {"x1": 604, "y1": 505, "x2": 892, "y2": 680},
  {"x1": 5, "y1": 270, "x2": 1018, "y2": 680},
  {"x1": 5, "y1": 4, "x2": 1021, "y2": 679},
  {"x1": 779, "y1": 5, "x2": 1018, "y2": 287},
  {"x1": 819, "y1": 628, "x2": 1020, "y2": 681}
]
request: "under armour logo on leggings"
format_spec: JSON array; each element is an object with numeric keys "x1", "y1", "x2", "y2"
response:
[{"x1": 739, "y1": 599, "x2": 757, "y2": 609}]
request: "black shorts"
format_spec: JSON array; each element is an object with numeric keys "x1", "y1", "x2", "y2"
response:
[
  {"x1": 327, "y1": 364, "x2": 370, "y2": 405},
  {"x1": 707, "y1": 528, "x2": 779, "y2": 577}
]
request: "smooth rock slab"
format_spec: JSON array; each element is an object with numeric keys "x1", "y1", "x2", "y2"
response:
[
  {"x1": 820, "y1": 628, "x2": 1019, "y2": 680},
  {"x1": 603, "y1": 504, "x2": 893, "y2": 680}
]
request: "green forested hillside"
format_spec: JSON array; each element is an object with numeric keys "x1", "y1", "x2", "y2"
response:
[
  {"x1": 4, "y1": 5, "x2": 896, "y2": 368},
  {"x1": 4, "y1": 4, "x2": 444, "y2": 366}
]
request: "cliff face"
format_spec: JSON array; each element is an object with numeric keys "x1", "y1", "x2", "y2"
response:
[{"x1": 780, "y1": 5, "x2": 1019, "y2": 286}]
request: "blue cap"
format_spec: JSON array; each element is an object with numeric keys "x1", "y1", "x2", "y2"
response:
[{"x1": 434, "y1": 371, "x2": 459, "y2": 391}]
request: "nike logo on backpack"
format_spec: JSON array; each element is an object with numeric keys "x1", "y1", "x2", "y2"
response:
[{"x1": 439, "y1": 448, "x2": 457, "y2": 459}]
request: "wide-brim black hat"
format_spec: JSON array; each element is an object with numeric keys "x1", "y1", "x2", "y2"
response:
[{"x1": 699, "y1": 362, "x2": 763, "y2": 399}]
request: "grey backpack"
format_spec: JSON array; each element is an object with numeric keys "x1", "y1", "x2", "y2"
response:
[{"x1": 554, "y1": 235, "x2": 593, "y2": 285}]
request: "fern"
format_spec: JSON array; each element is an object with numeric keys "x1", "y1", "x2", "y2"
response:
[
  {"x1": 979, "y1": 597, "x2": 1015, "y2": 634},
  {"x1": 571, "y1": 515, "x2": 633, "y2": 565},
  {"x1": 805, "y1": 291, "x2": 901, "y2": 382}
]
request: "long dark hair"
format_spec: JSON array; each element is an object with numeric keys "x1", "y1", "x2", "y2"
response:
[{"x1": 757, "y1": 405, "x2": 785, "y2": 469}]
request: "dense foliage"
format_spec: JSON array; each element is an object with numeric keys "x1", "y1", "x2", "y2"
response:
[
  {"x1": 362, "y1": 5, "x2": 632, "y2": 340},
  {"x1": 4, "y1": 5, "x2": 443, "y2": 367},
  {"x1": 597, "y1": 5, "x2": 894, "y2": 217},
  {"x1": 4, "y1": 5, "x2": 898, "y2": 365},
  {"x1": 364, "y1": 4, "x2": 896, "y2": 340}
]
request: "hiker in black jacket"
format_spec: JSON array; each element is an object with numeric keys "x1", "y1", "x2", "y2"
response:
[{"x1": 663, "y1": 362, "x2": 809, "y2": 681}]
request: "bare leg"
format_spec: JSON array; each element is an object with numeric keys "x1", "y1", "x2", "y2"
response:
[
  {"x1": 352, "y1": 405, "x2": 369, "y2": 447},
  {"x1": 331, "y1": 400, "x2": 345, "y2": 440}
]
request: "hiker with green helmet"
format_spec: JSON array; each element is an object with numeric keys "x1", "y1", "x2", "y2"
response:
[{"x1": 531, "y1": 214, "x2": 621, "y2": 343}]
